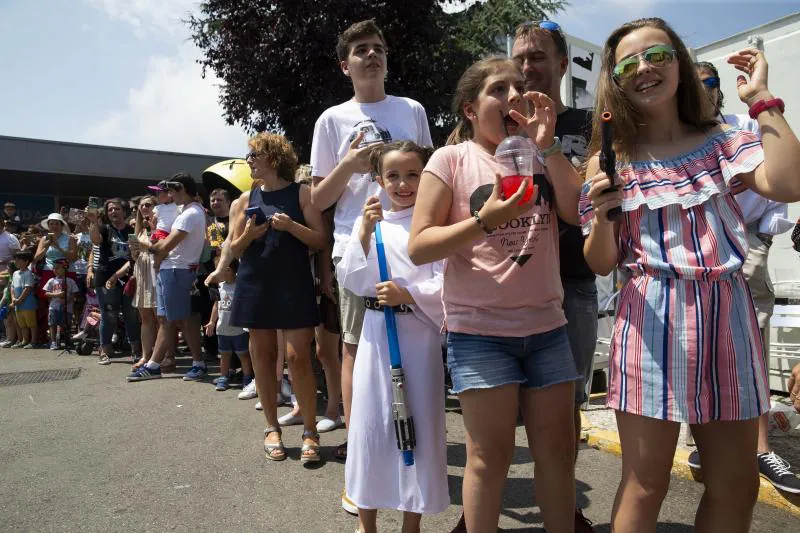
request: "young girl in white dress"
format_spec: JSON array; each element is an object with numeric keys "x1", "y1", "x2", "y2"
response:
[{"x1": 337, "y1": 141, "x2": 448, "y2": 533}]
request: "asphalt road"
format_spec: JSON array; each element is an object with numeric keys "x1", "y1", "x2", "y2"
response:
[{"x1": 0, "y1": 348, "x2": 795, "y2": 532}]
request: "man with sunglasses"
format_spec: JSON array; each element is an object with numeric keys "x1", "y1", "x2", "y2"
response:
[
  {"x1": 691, "y1": 61, "x2": 800, "y2": 495},
  {"x1": 127, "y1": 173, "x2": 209, "y2": 383}
]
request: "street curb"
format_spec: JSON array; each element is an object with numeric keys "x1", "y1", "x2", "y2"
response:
[{"x1": 583, "y1": 426, "x2": 800, "y2": 518}]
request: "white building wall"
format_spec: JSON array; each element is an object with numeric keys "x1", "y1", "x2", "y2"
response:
[{"x1": 695, "y1": 13, "x2": 800, "y2": 300}]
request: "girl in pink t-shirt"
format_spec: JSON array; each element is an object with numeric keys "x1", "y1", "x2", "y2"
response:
[{"x1": 408, "y1": 57, "x2": 585, "y2": 532}]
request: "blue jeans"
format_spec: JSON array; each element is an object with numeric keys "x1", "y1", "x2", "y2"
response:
[
  {"x1": 96, "y1": 284, "x2": 141, "y2": 347},
  {"x1": 562, "y1": 279, "x2": 599, "y2": 405}
]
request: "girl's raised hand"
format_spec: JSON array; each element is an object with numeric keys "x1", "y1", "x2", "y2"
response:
[
  {"x1": 361, "y1": 195, "x2": 383, "y2": 235},
  {"x1": 478, "y1": 173, "x2": 537, "y2": 231},
  {"x1": 728, "y1": 48, "x2": 770, "y2": 105},
  {"x1": 509, "y1": 92, "x2": 557, "y2": 149}
]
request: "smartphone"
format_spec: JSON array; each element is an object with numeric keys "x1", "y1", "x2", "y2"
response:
[
  {"x1": 87, "y1": 196, "x2": 101, "y2": 213},
  {"x1": 47, "y1": 232, "x2": 55, "y2": 241},
  {"x1": 245, "y1": 206, "x2": 269, "y2": 225},
  {"x1": 127, "y1": 233, "x2": 137, "y2": 242}
]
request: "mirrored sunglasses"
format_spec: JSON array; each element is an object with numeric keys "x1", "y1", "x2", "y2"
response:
[
  {"x1": 613, "y1": 44, "x2": 677, "y2": 83},
  {"x1": 702, "y1": 76, "x2": 720, "y2": 89}
]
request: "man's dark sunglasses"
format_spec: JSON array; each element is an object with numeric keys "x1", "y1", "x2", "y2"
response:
[
  {"x1": 702, "y1": 77, "x2": 720, "y2": 89},
  {"x1": 245, "y1": 151, "x2": 260, "y2": 161}
]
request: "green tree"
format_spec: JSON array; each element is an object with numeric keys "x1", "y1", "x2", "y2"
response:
[
  {"x1": 451, "y1": 0, "x2": 568, "y2": 57},
  {"x1": 188, "y1": 0, "x2": 566, "y2": 157}
]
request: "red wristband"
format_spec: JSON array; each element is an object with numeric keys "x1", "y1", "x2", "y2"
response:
[{"x1": 748, "y1": 97, "x2": 785, "y2": 120}]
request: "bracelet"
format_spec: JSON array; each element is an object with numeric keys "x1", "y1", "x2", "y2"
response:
[
  {"x1": 748, "y1": 97, "x2": 785, "y2": 120},
  {"x1": 473, "y1": 211, "x2": 494, "y2": 234}
]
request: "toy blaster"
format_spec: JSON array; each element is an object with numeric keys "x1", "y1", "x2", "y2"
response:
[{"x1": 600, "y1": 111, "x2": 622, "y2": 222}]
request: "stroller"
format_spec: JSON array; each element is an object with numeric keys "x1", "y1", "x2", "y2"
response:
[
  {"x1": 73, "y1": 290, "x2": 132, "y2": 356},
  {"x1": 73, "y1": 290, "x2": 101, "y2": 355}
]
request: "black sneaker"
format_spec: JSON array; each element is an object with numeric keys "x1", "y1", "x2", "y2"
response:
[
  {"x1": 758, "y1": 452, "x2": 800, "y2": 494},
  {"x1": 687, "y1": 450, "x2": 701, "y2": 469}
]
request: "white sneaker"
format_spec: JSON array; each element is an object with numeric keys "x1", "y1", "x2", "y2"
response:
[
  {"x1": 254, "y1": 401, "x2": 262, "y2": 411},
  {"x1": 278, "y1": 411, "x2": 304, "y2": 426},
  {"x1": 316, "y1": 416, "x2": 344, "y2": 433},
  {"x1": 0, "y1": 340, "x2": 14, "y2": 348},
  {"x1": 238, "y1": 379, "x2": 257, "y2": 400}
]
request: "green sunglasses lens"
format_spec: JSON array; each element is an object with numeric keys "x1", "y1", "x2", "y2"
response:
[
  {"x1": 614, "y1": 57, "x2": 639, "y2": 80},
  {"x1": 643, "y1": 45, "x2": 674, "y2": 66}
]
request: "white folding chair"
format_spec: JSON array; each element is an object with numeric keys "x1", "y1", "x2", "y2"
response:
[{"x1": 767, "y1": 281, "x2": 800, "y2": 391}]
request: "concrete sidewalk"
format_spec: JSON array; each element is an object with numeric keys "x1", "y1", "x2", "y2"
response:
[{"x1": 581, "y1": 394, "x2": 800, "y2": 518}]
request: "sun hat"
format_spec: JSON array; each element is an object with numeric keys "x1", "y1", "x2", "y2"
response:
[{"x1": 40, "y1": 212, "x2": 70, "y2": 231}]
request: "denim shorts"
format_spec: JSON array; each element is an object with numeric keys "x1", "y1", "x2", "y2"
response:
[
  {"x1": 156, "y1": 268, "x2": 195, "y2": 321},
  {"x1": 218, "y1": 332, "x2": 249, "y2": 355},
  {"x1": 446, "y1": 325, "x2": 580, "y2": 394},
  {"x1": 48, "y1": 308, "x2": 71, "y2": 328}
]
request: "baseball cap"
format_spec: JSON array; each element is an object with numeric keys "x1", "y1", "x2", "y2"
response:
[{"x1": 146, "y1": 180, "x2": 170, "y2": 192}]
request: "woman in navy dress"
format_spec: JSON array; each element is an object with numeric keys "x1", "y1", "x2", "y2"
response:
[{"x1": 229, "y1": 133, "x2": 326, "y2": 465}]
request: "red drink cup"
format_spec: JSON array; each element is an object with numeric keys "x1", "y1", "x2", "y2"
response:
[
  {"x1": 495, "y1": 136, "x2": 538, "y2": 205},
  {"x1": 501, "y1": 175, "x2": 534, "y2": 203}
]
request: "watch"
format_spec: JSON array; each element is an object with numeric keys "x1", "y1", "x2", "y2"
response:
[{"x1": 539, "y1": 137, "x2": 562, "y2": 159}]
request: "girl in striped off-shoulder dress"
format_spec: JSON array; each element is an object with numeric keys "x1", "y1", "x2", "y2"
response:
[{"x1": 580, "y1": 18, "x2": 800, "y2": 533}]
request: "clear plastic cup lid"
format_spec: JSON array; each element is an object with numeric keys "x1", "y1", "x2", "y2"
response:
[{"x1": 495, "y1": 135, "x2": 536, "y2": 155}]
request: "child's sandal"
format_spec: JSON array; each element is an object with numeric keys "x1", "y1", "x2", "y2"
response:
[
  {"x1": 264, "y1": 426, "x2": 286, "y2": 461},
  {"x1": 300, "y1": 430, "x2": 322, "y2": 466}
]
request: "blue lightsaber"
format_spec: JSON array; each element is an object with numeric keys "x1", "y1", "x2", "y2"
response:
[{"x1": 375, "y1": 222, "x2": 416, "y2": 466}]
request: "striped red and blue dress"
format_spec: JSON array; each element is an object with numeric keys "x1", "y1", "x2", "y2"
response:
[{"x1": 579, "y1": 128, "x2": 770, "y2": 424}]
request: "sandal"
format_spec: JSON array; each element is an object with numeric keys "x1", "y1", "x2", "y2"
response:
[
  {"x1": 264, "y1": 426, "x2": 286, "y2": 461},
  {"x1": 300, "y1": 430, "x2": 322, "y2": 466},
  {"x1": 161, "y1": 356, "x2": 176, "y2": 371},
  {"x1": 335, "y1": 440, "x2": 347, "y2": 462}
]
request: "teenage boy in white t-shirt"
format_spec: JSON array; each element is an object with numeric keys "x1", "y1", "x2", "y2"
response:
[
  {"x1": 127, "y1": 173, "x2": 208, "y2": 383},
  {"x1": 309, "y1": 18, "x2": 432, "y2": 515}
]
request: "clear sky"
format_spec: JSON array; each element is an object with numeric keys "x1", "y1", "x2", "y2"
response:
[{"x1": 1, "y1": 1, "x2": 798, "y2": 157}]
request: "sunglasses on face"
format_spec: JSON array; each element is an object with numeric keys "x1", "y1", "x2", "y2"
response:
[
  {"x1": 613, "y1": 44, "x2": 677, "y2": 83},
  {"x1": 702, "y1": 76, "x2": 720, "y2": 89},
  {"x1": 139, "y1": 203, "x2": 154, "y2": 208},
  {"x1": 245, "y1": 151, "x2": 260, "y2": 161}
]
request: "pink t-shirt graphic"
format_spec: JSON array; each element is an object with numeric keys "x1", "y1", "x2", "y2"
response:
[{"x1": 425, "y1": 140, "x2": 565, "y2": 337}]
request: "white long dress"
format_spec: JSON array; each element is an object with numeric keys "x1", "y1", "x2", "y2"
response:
[{"x1": 337, "y1": 206, "x2": 449, "y2": 514}]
